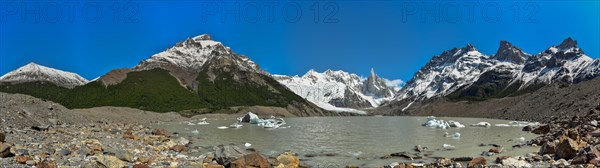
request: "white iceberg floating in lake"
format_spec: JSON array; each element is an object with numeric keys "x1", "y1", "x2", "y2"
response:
[
  {"x1": 470, "y1": 122, "x2": 491, "y2": 128},
  {"x1": 451, "y1": 132, "x2": 461, "y2": 139},
  {"x1": 448, "y1": 120, "x2": 465, "y2": 128},
  {"x1": 229, "y1": 122, "x2": 243, "y2": 128},
  {"x1": 217, "y1": 126, "x2": 228, "y2": 129},
  {"x1": 191, "y1": 129, "x2": 199, "y2": 134},
  {"x1": 422, "y1": 116, "x2": 449, "y2": 129},
  {"x1": 186, "y1": 122, "x2": 196, "y2": 126},
  {"x1": 422, "y1": 116, "x2": 464, "y2": 129},
  {"x1": 238, "y1": 112, "x2": 287, "y2": 129},
  {"x1": 244, "y1": 142, "x2": 252, "y2": 148},
  {"x1": 238, "y1": 112, "x2": 260, "y2": 124},
  {"x1": 442, "y1": 144, "x2": 456, "y2": 150}
]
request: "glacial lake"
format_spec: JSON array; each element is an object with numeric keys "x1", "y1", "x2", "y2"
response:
[{"x1": 152, "y1": 116, "x2": 539, "y2": 167}]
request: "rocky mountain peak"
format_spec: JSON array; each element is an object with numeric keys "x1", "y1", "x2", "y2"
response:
[
  {"x1": 495, "y1": 40, "x2": 528, "y2": 64},
  {"x1": 558, "y1": 37, "x2": 577, "y2": 50},
  {"x1": 464, "y1": 43, "x2": 476, "y2": 51},
  {"x1": 193, "y1": 34, "x2": 212, "y2": 41}
]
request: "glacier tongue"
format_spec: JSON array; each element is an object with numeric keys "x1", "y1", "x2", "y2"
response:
[{"x1": 0, "y1": 62, "x2": 89, "y2": 88}]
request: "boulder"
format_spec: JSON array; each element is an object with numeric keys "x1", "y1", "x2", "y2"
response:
[
  {"x1": 123, "y1": 130, "x2": 135, "y2": 140},
  {"x1": 414, "y1": 145, "x2": 425, "y2": 152},
  {"x1": 0, "y1": 131, "x2": 5, "y2": 142},
  {"x1": 489, "y1": 147, "x2": 504, "y2": 153},
  {"x1": 204, "y1": 163, "x2": 225, "y2": 168},
  {"x1": 0, "y1": 142, "x2": 12, "y2": 158},
  {"x1": 276, "y1": 152, "x2": 299, "y2": 168},
  {"x1": 532, "y1": 125, "x2": 550, "y2": 134},
  {"x1": 230, "y1": 153, "x2": 271, "y2": 168},
  {"x1": 468, "y1": 157, "x2": 487, "y2": 168},
  {"x1": 214, "y1": 145, "x2": 246, "y2": 166},
  {"x1": 36, "y1": 161, "x2": 56, "y2": 168},
  {"x1": 522, "y1": 125, "x2": 533, "y2": 131},
  {"x1": 555, "y1": 136, "x2": 583, "y2": 159},
  {"x1": 15, "y1": 155, "x2": 30, "y2": 164},
  {"x1": 175, "y1": 137, "x2": 190, "y2": 146},
  {"x1": 96, "y1": 155, "x2": 128, "y2": 168},
  {"x1": 571, "y1": 154, "x2": 588, "y2": 165},
  {"x1": 133, "y1": 164, "x2": 150, "y2": 168},
  {"x1": 151, "y1": 129, "x2": 168, "y2": 136},
  {"x1": 589, "y1": 129, "x2": 600, "y2": 137},
  {"x1": 434, "y1": 157, "x2": 453, "y2": 167},
  {"x1": 390, "y1": 152, "x2": 413, "y2": 160},
  {"x1": 170, "y1": 145, "x2": 188, "y2": 153},
  {"x1": 538, "y1": 142, "x2": 556, "y2": 155},
  {"x1": 500, "y1": 157, "x2": 531, "y2": 167},
  {"x1": 452, "y1": 157, "x2": 473, "y2": 162},
  {"x1": 116, "y1": 150, "x2": 135, "y2": 162}
]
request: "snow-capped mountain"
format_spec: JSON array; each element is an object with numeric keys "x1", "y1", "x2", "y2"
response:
[
  {"x1": 137, "y1": 34, "x2": 264, "y2": 74},
  {"x1": 393, "y1": 37, "x2": 600, "y2": 104},
  {"x1": 0, "y1": 62, "x2": 89, "y2": 88},
  {"x1": 98, "y1": 34, "x2": 266, "y2": 89},
  {"x1": 273, "y1": 68, "x2": 402, "y2": 113}
]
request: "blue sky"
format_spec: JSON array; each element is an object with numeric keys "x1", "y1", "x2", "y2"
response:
[{"x1": 1, "y1": 0, "x2": 599, "y2": 82}]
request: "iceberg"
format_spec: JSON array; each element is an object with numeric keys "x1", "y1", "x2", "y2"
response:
[
  {"x1": 422, "y1": 116, "x2": 449, "y2": 129},
  {"x1": 442, "y1": 144, "x2": 456, "y2": 150},
  {"x1": 237, "y1": 112, "x2": 287, "y2": 129},
  {"x1": 470, "y1": 122, "x2": 491, "y2": 128},
  {"x1": 451, "y1": 132, "x2": 461, "y2": 139},
  {"x1": 229, "y1": 122, "x2": 243, "y2": 128},
  {"x1": 238, "y1": 112, "x2": 261, "y2": 124},
  {"x1": 448, "y1": 120, "x2": 465, "y2": 128}
]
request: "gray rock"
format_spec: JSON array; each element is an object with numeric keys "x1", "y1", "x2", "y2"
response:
[
  {"x1": 213, "y1": 145, "x2": 245, "y2": 166},
  {"x1": 116, "y1": 150, "x2": 135, "y2": 162}
]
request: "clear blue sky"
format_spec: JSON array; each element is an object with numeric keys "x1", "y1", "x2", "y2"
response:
[{"x1": 1, "y1": 1, "x2": 599, "y2": 81}]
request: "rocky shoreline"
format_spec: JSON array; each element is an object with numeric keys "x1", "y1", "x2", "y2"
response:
[{"x1": 2, "y1": 91, "x2": 600, "y2": 167}]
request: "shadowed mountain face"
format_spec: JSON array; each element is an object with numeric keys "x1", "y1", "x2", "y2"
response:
[{"x1": 0, "y1": 34, "x2": 333, "y2": 116}]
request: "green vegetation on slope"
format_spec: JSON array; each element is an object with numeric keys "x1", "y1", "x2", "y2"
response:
[
  {"x1": 0, "y1": 68, "x2": 307, "y2": 112},
  {"x1": 196, "y1": 71, "x2": 305, "y2": 109},
  {"x1": 1, "y1": 69, "x2": 208, "y2": 112}
]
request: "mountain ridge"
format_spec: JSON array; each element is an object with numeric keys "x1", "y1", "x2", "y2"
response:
[{"x1": 381, "y1": 37, "x2": 600, "y2": 113}]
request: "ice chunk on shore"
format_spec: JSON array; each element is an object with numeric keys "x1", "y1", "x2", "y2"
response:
[{"x1": 470, "y1": 122, "x2": 491, "y2": 128}]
